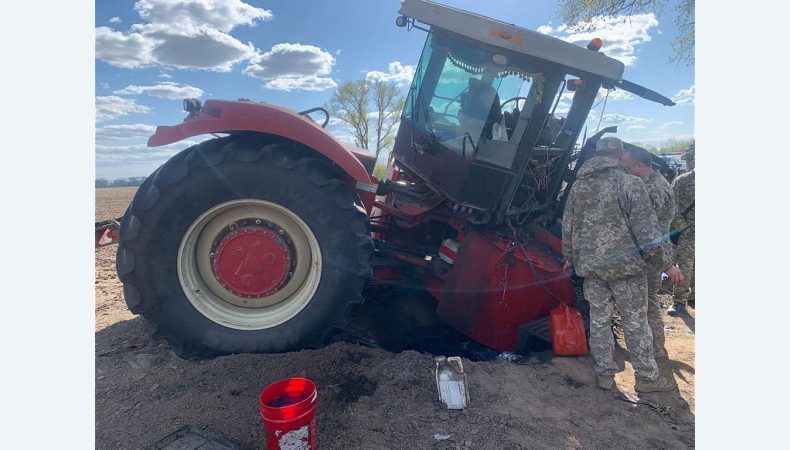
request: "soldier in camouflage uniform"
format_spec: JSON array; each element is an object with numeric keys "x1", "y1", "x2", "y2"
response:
[
  {"x1": 668, "y1": 144, "x2": 695, "y2": 315},
  {"x1": 562, "y1": 137, "x2": 680, "y2": 392},
  {"x1": 621, "y1": 146, "x2": 684, "y2": 358}
]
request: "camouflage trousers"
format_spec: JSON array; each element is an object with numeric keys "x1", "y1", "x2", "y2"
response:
[
  {"x1": 673, "y1": 227, "x2": 695, "y2": 304},
  {"x1": 584, "y1": 274, "x2": 659, "y2": 380},
  {"x1": 646, "y1": 269, "x2": 666, "y2": 352}
]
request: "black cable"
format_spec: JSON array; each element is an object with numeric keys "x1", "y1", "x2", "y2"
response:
[{"x1": 514, "y1": 237, "x2": 565, "y2": 305}]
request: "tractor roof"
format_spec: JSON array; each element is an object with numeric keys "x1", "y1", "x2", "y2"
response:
[{"x1": 399, "y1": 0, "x2": 625, "y2": 81}]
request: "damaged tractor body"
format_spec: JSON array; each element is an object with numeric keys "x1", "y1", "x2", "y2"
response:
[{"x1": 107, "y1": 0, "x2": 675, "y2": 357}]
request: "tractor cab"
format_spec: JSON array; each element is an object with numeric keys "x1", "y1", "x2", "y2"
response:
[{"x1": 392, "y1": 0, "x2": 673, "y2": 227}]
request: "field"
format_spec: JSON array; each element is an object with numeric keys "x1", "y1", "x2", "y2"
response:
[{"x1": 95, "y1": 187, "x2": 695, "y2": 449}]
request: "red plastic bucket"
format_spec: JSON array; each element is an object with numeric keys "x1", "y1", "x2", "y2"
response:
[{"x1": 259, "y1": 378, "x2": 319, "y2": 450}]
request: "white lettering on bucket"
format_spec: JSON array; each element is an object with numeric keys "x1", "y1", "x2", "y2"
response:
[{"x1": 278, "y1": 425, "x2": 310, "y2": 450}]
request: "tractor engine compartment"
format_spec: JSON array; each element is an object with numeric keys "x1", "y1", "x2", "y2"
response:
[{"x1": 369, "y1": 160, "x2": 577, "y2": 353}]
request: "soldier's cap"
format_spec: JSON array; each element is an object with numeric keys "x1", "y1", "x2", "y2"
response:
[{"x1": 595, "y1": 136, "x2": 624, "y2": 155}]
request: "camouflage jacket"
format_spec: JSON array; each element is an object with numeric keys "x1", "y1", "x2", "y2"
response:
[
  {"x1": 671, "y1": 170, "x2": 695, "y2": 232},
  {"x1": 562, "y1": 156, "x2": 664, "y2": 280},
  {"x1": 644, "y1": 170, "x2": 675, "y2": 271}
]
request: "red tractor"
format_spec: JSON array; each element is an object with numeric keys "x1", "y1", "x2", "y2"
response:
[{"x1": 108, "y1": 0, "x2": 675, "y2": 357}]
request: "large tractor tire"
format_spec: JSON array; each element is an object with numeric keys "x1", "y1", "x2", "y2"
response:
[{"x1": 116, "y1": 133, "x2": 373, "y2": 357}]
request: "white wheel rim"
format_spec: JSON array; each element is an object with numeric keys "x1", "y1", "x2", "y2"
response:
[{"x1": 177, "y1": 199, "x2": 322, "y2": 330}]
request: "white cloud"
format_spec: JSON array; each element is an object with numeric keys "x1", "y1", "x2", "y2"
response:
[
  {"x1": 627, "y1": 124, "x2": 647, "y2": 131},
  {"x1": 96, "y1": 0, "x2": 269, "y2": 71},
  {"x1": 158, "y1": 72, "x2": 173, "y2": 79},
  {"x1": 365, "y1": 61, "x2": 416, "y2": 86},
  {"x1": 553, "y1": 92, "x2": 576, "y2": 115},
  {"x1": 548, "y1": 14, "x2": 659, "y2": 66},
  {"x1": 332, "y1": 133, "x2": 358, "y2": 146},
  {"x1": 245, "y1": 43, "x2": 334, "y2": 78},
  {"x1": 95, "y1": 27, "x2": 153, "y2": 69},
  {"x1": 245, "y1": 43, "x2": 337, "y2": 91},
  {"x1": 133, "y1": 0, "x2": 271, "y2": 33},
  {"x1": 601, "y1": 113, "x2": 651, "y2": 125},
  {"x1": 536, "y1": 25, "x2": 553, "y2": 34},
  {"x1": 144, "y1": 27, "x2": 255, "y2": 71},
  {"x1": 109, "y1": 17, "x2": 122, "y2": 24},
  {"x1": 96, "y1": 140, "x2": 199, "y2": 162},
  {"x1": 114, "y1": 82, "x2": 204, "y2": 99},
  {"x1": 96, "y1": 124, "x2": 158, "y2": 141},
  {"x1": 598, "y1": 89, "x2": 634, "y2": 101},
  {"x1": 96, "y1": 96, "x2": 151, "y2": 122},
  {"x1": 325, "y1": 116, "x2": 347, "y2": 127},
  {"x1": 96, "y1": 140, "x2": 203, "y2": 178},
  {"x1": 658, "y1": 120, "x2": 682, "y2": 129},
  {"x1": 96, "y1": 136, "x2": 217, "y2": 178},
  {"x1": 673, "y1": 84, "x2": 695, "y2": 105},
  {"x1": 264, "y1": 76, "x2": 337, "y2": 92}
]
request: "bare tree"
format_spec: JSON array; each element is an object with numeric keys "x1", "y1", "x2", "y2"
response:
[
  {"x1": 327, "y1": 80, "x2": 371, "y2": 149},
  {"x1": 372, "y1": 80, "x2": 406, "y2": 158},
  {"x1": 327, "y1": 79, "x2": 405, "y2": 158},
  {"x1": 558, "y1": 0, "x2": 694, "y2": 65}
]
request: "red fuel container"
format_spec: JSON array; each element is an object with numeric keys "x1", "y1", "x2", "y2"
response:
[
  {"x1": 549, "y1": 303, "x2": 589, "y2": 356},
  {"x1": 259, "y1": 378, "x2": 319, "y2": 449}
]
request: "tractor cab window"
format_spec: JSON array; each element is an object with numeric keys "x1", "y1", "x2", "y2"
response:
[{"x1": 405, "y1": 33, "x2": 544, "y2": 159}]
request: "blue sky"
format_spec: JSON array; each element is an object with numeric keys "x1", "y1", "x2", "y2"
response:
[{"x1": 95, "y1": 0, "x2": 695, "y2": 179}]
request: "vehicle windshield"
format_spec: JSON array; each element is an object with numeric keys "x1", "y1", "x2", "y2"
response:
[{"x1": 404, "y1": 33, "x2": 544, "y2": 157}]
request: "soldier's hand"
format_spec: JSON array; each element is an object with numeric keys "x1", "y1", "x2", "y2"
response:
[
  {"x1": 562, "y1": 261, "x2": 573, "y2": 274},
  {"x1": 666, "y1": 266, "x2": 685, "y2": 285}
]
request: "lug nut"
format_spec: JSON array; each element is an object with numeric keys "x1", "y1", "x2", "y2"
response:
[{"x1": 255, "y1": 219, "x2": 262, "y2": 225}]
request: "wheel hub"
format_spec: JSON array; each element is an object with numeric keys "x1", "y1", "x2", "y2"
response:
[
  {"x1": 210, "y1": 221, "x2": 295, "y2": 298},
  {"x1": 179, "y1": 199, "x2": 322, "y2": 330}
]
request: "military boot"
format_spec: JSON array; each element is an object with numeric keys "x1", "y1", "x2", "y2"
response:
[
  {"x1": 667, "y1": 302, "x2": 687, "y2": 316},
  {"x1": 596, "y1": 375, "x2": 615, "y2": 390},
  {"x1": 635, "y1": 375, "x2": 674, "y2": 393}
]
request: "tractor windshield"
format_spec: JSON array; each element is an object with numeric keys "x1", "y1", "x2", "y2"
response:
[{"x1": 404, "y1": 33, "x2": 544, "y2": 157}]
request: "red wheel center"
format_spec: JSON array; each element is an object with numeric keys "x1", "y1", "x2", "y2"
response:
[{"x1": 212, "y1": 226, "x2": 292, "y2": 298}]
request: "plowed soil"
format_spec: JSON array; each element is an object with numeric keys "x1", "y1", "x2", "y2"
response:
[{"x1": 96, "y1": 187, "x2": 695, "y2": 449}]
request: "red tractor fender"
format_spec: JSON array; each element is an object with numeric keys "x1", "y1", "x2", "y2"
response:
[{"x1": 148, "y1": 99, "x2": 377, "y2": 209}]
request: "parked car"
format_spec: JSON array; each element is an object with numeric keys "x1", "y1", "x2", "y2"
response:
[{"x1": 660, "y1": 153, "x2": 687, "y2": 172}]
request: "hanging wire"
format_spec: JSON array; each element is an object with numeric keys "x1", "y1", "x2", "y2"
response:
[{"x1": 595, "y1": 89, "x2": 610, "y2": 133}]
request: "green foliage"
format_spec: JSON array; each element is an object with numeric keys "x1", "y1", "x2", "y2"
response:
[
  {"x1": 372, "y1": 81, "x2": 406, "y2": 155},
  {"x1": 558, "y1": 0, "x2": 694, "y2": 65},
  {"x1": 371, "y1": 147, "x2": 393, "y2": 181},
  {"x1": 326, "y1": 79, "x2": 405, "y2": 157},
  {"x1": 327, "y1": 80, "x2": 371, "y2": 149},
  {"x1": 633, "y1": 137, "x2": 693, "y2": 155},
  {"x1": 372, "y1": 163, "x2": 387, "y2": 180}
]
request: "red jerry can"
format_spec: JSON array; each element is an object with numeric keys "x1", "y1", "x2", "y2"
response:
[{"x1": 549, "y1": 303, "x2": 589, "y2": 356}]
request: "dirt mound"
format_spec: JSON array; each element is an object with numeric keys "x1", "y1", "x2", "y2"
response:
[{"x1": 95, "y1": 187, "x2": 695, "y2": 449}]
